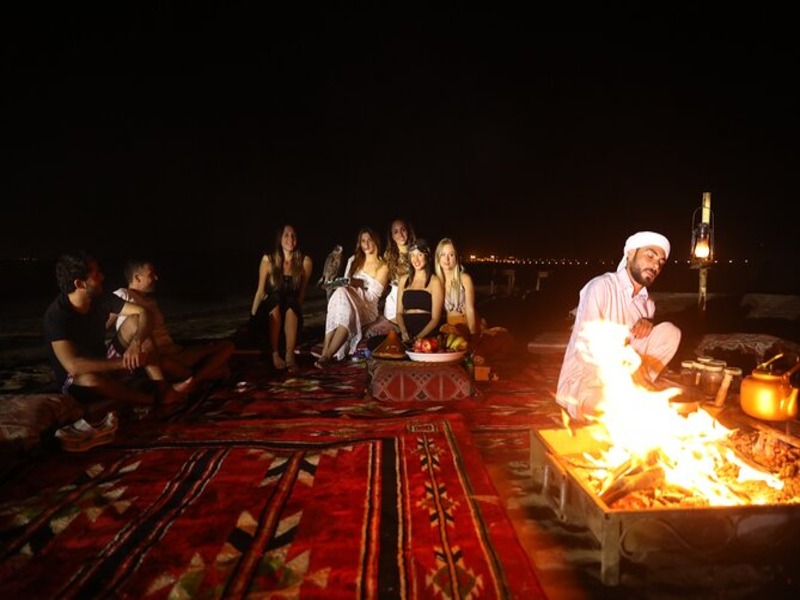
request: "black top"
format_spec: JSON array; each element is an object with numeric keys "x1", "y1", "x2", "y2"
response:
[
  {"x1": 43, "y1": 292, "x2": 125, "y2": 389},
  {"x1": 401, "y1": 289, "x2": 432, "y2": 312}
]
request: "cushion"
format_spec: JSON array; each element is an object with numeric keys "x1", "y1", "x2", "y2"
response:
[
  {"x1": 368, "y1": 359, "x2": 473, "y2": 402},
  {"x1": 0, "y1": 393, "x2": 83, "y2": 457},
  {"x1": 695, "y1": 333, "x2": 800, "y2": 370}
]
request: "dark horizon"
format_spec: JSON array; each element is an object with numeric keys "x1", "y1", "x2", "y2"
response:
[{"x1": 4, "y1": 253, "x2": 798, "y2": 306}]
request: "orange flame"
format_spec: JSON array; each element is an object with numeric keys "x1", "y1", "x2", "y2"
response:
[{"x1": 572, "y1": 320, "x2": 783, "y2": 506}]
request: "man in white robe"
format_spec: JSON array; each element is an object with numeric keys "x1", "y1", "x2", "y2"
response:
[{"x1": 556, "y1": 231, "x2": 681, "y2": 421}]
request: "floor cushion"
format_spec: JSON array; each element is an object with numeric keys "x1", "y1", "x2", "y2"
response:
[
  {"x1": 695, "y1": 333, "x2": 800, "y2": 371},
  {"x1": 0, "y1": 393, "x2": 83, "y2": 458},
  {"x1": 367, "y1": 359, "x2": 473, "y2": 401}
]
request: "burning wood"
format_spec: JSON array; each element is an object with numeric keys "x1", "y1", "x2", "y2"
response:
[
  {"x1": 600, "y1": 464, "x2": 665, "y2": 505},
  {"x1": 562, "y1": 320, "x2": 800, "y2": 509}
]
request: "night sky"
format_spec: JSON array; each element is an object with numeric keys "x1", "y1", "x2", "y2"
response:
[{"x1": 5, "y1": 9, "x2": 797, "y2": 268}]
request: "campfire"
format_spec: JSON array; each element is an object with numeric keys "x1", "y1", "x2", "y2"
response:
[{"x1": 563, "y1": 320, "x2": 800, "y2": 510}]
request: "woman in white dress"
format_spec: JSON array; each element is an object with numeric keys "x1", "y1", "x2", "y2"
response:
[{"x1": 316, "y1": 227, "x2": 389, "y2": 367}]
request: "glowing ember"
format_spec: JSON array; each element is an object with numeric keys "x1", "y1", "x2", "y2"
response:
[{"x1": 570, "y1": 320, "x2": 787, "y2": 507}]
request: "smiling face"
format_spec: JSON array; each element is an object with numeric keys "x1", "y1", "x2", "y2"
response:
[
  {"x1": 360, "y1": 231, "x2": 377, "y2": 255},
  {"x1": 438, "y1": 242, "x2": 457, "y2": 271},
  {"x1": 409, "y1": 248, "x2": 428, "y2": 270},
  {"x1": 281, "y1": 226, "x2": 298, "y2": 253},
  {"x1": 81, "y1": 260, "x2": 105, "y2": 297},
  {"x1": 391, "y1": 220, "x2": 409, "y2": 247}
]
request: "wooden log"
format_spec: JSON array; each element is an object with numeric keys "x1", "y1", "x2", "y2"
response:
[{"x1": 599, "y1": 466, "x2": 665, "y2": 505}]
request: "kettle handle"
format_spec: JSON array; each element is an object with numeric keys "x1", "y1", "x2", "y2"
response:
[{"x1": 757, "y1": 352, "x2": 784, "y2": 370}]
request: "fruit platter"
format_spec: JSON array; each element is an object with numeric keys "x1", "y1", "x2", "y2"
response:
[
  {"x1": 405, "y1": 329, "x2": 469, "y2": 363},
  {"x1": 406, "y1": 349, "x2": 466, "y2": 363}
]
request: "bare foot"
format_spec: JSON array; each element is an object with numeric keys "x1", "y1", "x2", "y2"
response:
[
  {"x1": 286, "y1": 354, "x2": 298, "y2": 371},
  {"x1": 272, "y1": 352, "x2": 287, "y2": 370},
  {"x1": 314, "y1": 356, "x2": 330, "y2": 369},
  {"x1": 172, "y1": 376, "x2": 195, "y2": 395}
]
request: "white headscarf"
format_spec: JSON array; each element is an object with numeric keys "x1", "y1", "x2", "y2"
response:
[{"x1": 616, "y1": 231, "x2": 671, "y2": 272}]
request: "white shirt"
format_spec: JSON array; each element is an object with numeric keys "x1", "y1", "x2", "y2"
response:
[{"x1": 556, "y1": 269, "x2": 654, "y2": 418}]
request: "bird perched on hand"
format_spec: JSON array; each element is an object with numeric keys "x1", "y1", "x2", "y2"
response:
[{"x1": 318, "y1": 244, "x2": 343, "y2": 299}]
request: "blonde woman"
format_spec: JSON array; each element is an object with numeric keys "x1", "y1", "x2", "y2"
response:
[{"x1": 435, "y1": 237, "x2": 478, "y2": 335}]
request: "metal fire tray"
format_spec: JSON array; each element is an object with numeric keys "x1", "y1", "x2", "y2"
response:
[{"x1": 529, "y1": 424, "x2": 800, "y2": 585}]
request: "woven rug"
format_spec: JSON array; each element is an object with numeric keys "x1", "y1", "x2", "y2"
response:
[
  {"x1": 0, "y1": 414, "x2": 547, "y2": 599},
  {"x1": 181, "y1": 352, "x2": 565, "y2": 427}
]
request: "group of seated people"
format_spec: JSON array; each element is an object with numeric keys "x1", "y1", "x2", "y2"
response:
[
  {"x1": 43, "y1": 225, "x2": 681, "y2": 431},
  {"x1": 43, "y1": 251, "x2": 235, "y2": 412},
  {"x1": 42, "y1": 217, "x2": 481, "y2": 413},
  {"x1": 248, "y1": 218, "x2": 480, "y2": 370}
]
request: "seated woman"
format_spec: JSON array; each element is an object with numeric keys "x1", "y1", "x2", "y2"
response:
[
  {"x1": 316, "y1": 227, "x2": 389, "y2": 368},
  {"x1": 250, "y1": 224, "x2": 313, "y2": 370},
  {"x1": 383, "y1": 217, "x2": 416, "y2": 322},
  {"x1": 396, "y1": 239, "x2": 444, "y2": 342},
  {"x1": 435, "y1": 237, "x2": 478, "y2": 336}
]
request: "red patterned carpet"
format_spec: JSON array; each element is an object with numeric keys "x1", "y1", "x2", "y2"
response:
[
  {"x1": 5, "y1": 347, "x2": 797, "y2": 598},
  {"x1": 0, "y1": 352, "x2": 561, "y2": 599},
  {"x1": 0, "y1": 414, "x2": 548, "y2": 599}
]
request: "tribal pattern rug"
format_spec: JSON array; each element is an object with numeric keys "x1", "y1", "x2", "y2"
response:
[{"x1": 0, "y1": 415, "x2": 547, "y2": 599}]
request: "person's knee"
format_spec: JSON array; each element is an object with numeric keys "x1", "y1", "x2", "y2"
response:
[
  {"x1": 117, "y1": 316, "x2": 139, "y2": 347},
  {"x1": 653, "y1": 322, "x2": 681, "y2": 351},
  {"x1": 73, "y1": 372, "x2": 106, "y2": 387}
]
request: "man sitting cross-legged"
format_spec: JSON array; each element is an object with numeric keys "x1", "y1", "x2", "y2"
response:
[
  {"x1": 43, "y1": 251, "x2": 185, "y2": 413},
  {"x1": 112, "y1": 259, "x2": 235, "y2": 396}
]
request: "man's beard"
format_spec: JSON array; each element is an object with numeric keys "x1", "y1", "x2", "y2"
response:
[
  {"x1": 86, "y1": 284, "x2": 103, "y2": 298},
  {"x1": 629, "y1": 263, "x2": 655, "y2": 287}
]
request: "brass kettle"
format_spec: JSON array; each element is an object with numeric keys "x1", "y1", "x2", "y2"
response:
[{"x1": 740, "y1": 353, "x2": 800, "y2": 421}]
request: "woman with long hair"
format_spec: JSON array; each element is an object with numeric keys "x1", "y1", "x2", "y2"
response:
[
  {"x1": 382, "y1": 217, "x2": 416, "y2": 322},
  {"x1": 250, "y1": 224, "x2": 313, "y2": 370},
  {"x1": 396, "y1": 239, "x2": 444, "y2": 342},
  {"x1": 316, "y1": 227, "x2": 389, "y2": 367},
  {"x1": 435, "y1": 237, "x2": 478, "y2": 335}
]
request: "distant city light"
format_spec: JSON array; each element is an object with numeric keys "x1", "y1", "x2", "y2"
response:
[{"x1": 463, "y1": 254, "x2": 751, "y2": 266}]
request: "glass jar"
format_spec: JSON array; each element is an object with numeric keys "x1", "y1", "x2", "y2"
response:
[
  {"x1": 725, "y1": 366, "x2": 743, "y2": 394},
  {"x1": 692, "y1": 361, "x2": 705, "y2": 387},
  {"x1": 700, "y1": 362, "x2": 725, "y2": 398},
  {"x1": 713, "y1": 367, "x2": 734, "y2": 407},
  {"x1": 680, "y1": 360, "x2": 696, "y2": 387}
]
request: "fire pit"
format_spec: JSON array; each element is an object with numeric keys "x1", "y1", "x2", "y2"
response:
[
  {"x1": 529, "y1": 421, "x2": 800, "y2": 585},
  {"x1": 528, "y1": 321, "x2": 800, "y2": 585}
]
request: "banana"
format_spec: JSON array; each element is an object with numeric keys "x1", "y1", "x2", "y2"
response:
[
  {"x1": 449, "y1": 336, "x2": 466, "y2": 350},
  {"x1": 446, "y1": 333, "x2": 456, "y2": 348}
]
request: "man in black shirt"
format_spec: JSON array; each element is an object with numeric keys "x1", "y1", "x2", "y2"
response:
[{"x1": 43, "y1": 251, "x2": 182, "y2": 407}]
